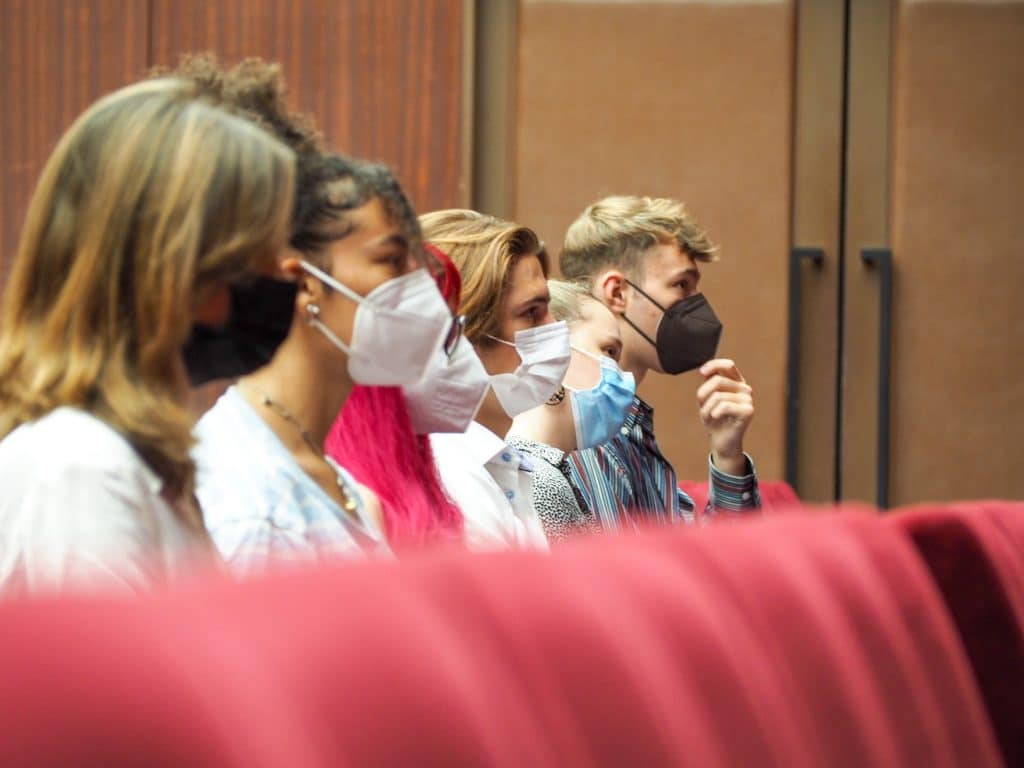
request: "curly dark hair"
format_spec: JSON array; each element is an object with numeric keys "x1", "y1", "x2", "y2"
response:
[{"x1": 161, "y1": 53, "x2": 426, "y2": 267}]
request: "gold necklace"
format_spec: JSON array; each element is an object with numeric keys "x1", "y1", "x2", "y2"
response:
[{"x1": 238, "y1": 381, "x2": 358, "y2": 514}]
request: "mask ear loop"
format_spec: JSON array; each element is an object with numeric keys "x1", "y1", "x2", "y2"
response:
[
  {"x1": 484, "y1": 334, "x2": 517, "y2": 348},
  {"x1": 570, "y1": 344, "x2": 622, "y2": 368},
  {"x1": 304, "y1": 301, "x2": 356, "y2": 355},
  {"x1": 623, "y1": 279, "x2": 671, "y2": 312},
  {"x1": 563, "y1": 346, "x2": 620, "y2": 400},
  {"x1": 618, "y1": 279, "x2": 665, "y2": 351},
  {"x1": 299, "y1": 260, "x2": 367, "y2": 305}
]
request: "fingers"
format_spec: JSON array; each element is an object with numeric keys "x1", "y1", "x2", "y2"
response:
[
  {"x1": 699, "y1": 391, "x2": 755, "y2": 423},
  {"x1": 700, "y1": 358, "x2": 744, "y2": 382},
  {"x1": 697, "y1": 374, "x2": 753, "y2": 406}
]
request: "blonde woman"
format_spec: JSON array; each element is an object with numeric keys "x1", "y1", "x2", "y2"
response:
[
  {"x1": 421, "y1": 210, "x2": 571, "y2": 552},
  {"x1": 506, "y1": 280, "x2": 635, "y2": 541},
  {"x1": 0, "y1": 79, "x2": 295, "y2": 595}
]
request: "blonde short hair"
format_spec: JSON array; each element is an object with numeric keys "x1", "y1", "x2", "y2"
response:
[
  {"x1": 420, "y1": 209, "x2": 548, "y2": 343},
  {"x1": 560, "y1": 195, "x2": 717, "y2": 283},
  {"x1": 547, "y1": 279, "x2": 592, "y2": 325},
  {"x1": 0, "y1": 78, "x2": 295, "y2": 505}
]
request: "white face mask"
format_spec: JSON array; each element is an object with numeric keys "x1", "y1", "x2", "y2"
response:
[
  {"x1": 486, "y1": 321, "x2": 571, "y2": 418},
  {"x1": 403, "y1": 334, "x2": 490, "y2": 434},
  {"x1": 300, "y1": 261, "x2": 452, "y2": 386}
]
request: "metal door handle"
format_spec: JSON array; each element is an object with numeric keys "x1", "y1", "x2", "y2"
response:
[
  {"x1": 785, "y1": 247, "x2": 824, "y2": 489},
  {"x1": 861, "y1": 248, "x2": 892, "y2": 509}
]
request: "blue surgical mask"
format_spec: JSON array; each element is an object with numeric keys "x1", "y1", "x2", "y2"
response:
[{"x1": 566, "y1": 346, "x2": 636, "y2": 450}]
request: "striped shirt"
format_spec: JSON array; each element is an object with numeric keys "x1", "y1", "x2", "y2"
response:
[{"x1": 564, "y1": 395, "x2": 760, "y2": 530}]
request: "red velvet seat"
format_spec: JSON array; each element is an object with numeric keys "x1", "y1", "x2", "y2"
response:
[
  {"x1": 889, "y1": 501, "x2": 1024, "y2": 766},
  {"x1": 0, "y1": 513, "x2": 1002, "y2": 767}
]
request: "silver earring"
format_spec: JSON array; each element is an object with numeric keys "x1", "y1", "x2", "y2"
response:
[{"x1": 306, "y1": 303, "x2": 321, "y2": 322}]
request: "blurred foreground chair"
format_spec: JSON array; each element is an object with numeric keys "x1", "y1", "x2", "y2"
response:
[
  {"x1": 890, "y1": 500, "x2": 1024, "y2": 766},
  {"x1": 0, "y1": 513, "x2": 1003, "y2": 767}
]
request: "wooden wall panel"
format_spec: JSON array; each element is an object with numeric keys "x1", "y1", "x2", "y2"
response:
[
  {"x1": 0, "y1": 0, "x2": 149, "y2": 281},
  {"x1": 515, "y1": 0, "x2": 795, "y2": 483},
  {"x1": 840, "y1": 0, "x2": 894, "y2": 506},
  {"x1": 150, "y1": 0, "x2": 469, "y2": 215},
  {"x1": 789, "y1": 1, "x2": 845, "y2": 502},
  {"x1": 886, "y1": 0, "x2": 1024, "y2": 503}
]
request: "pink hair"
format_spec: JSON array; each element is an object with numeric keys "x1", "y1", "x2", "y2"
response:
[{"x1": 324, "y1": 245, "x2": 464, "y2": 549}]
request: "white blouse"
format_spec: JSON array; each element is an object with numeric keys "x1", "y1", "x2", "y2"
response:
[
  {"x1": 430, "y1": 421, "x2": 549, "y2": 552},
  {"x1": 194, "y1": 387, "x2": 387, "y2": 574},
  {"x1": 0, "y1": 408, "x2": 203, "y2": 596}
]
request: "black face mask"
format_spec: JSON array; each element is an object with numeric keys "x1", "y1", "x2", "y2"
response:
[
  {"x1": 622, "y1": 282, "x2": 723, "y2": 374},
  {"x1": 183, "y1": 276, "x2": 298, "y2": 386}
]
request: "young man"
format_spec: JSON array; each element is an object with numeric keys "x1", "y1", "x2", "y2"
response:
[
  {"x1": 422, "y1": 209, "x2": 570, "y2": 551},
  {"x1": 560, "y1": 196, "x2": 760, "y2": 528}
]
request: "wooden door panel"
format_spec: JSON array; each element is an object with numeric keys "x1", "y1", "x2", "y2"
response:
[
  {"x1": 0, "y1": 0, "x2": 149, "y2": 282},
  {"x1": 149, "y1": 0, "x2": 471, "y2": 414},
  {"x1": 841, "y1": 0, "x2": 895, "y2": 506},
  {"x1": 151, "y1": 0, "x2": 469, "y2": 215},
  {"x1": 789, "y1": 1, "x2": 845, "y2": 501}
]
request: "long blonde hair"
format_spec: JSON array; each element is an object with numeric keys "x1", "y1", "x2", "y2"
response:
[
  {"x1": 419, "y1": 209, "x2": 548, "y2": 344},
  {"x1": 0, "y1": 78, "x2": 295, "y2": 506}
]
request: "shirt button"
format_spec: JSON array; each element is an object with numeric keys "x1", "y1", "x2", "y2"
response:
[
  {"x1": 742, "y1": 492, "x2": 752, "y2": 501},
  {"x1": 505, "y1": 490, "x2": 515, "y2": 500},
  {"x1": 620, "y1": 426, "x2": 629, "y2": 435},
  {"x1": 501, "y1": 452, "x2": 512, "y2": 462}
]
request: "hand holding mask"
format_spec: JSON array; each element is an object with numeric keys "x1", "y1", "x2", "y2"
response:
[{"x1": 696, "y1": 358, "x2": 755, "y2": 475}]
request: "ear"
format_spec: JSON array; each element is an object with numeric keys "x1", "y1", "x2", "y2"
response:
[
  {"x1": 282, "y1": 252, "x2": 322, "y2": 319},
  {"x1": 252, "y1": 245, "x2": 300, "y2": 279},
  {"x1": 280, "y1": 250, "x2": 305, "y2": 281},
  {"x1": 595, "y1": 270, "x2": 628, "y2": 316},
  {"x1": 269, "y1": 245, "x2": 303, "y2": 276}
]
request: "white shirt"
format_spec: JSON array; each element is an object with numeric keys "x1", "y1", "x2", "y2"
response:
[
  {"x1": 430, "y1": 421, "x2": 549, "y2": 552},
  {"x1": 0, "y1": 408, "x2": 202, "y2": 596},
  {"x1": 194, "y1": 387, "x2": 387, "y2": 574}
]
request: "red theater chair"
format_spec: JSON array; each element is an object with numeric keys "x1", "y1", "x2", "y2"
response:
[
  {"x1": 0, "y1": 513, "x2": 1003, "y2": 767},
  {"x1": 890, "y1": 501, "x2": 1024, "y2": 766}
]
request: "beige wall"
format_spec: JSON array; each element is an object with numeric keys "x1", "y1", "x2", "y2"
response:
[
  {"x1": 887, "y1": 0, "x2": 1024, "y2": 502},
  {"x1": 509, "y1": 0, "x2": 1024, "y2": 503},
  {"x1": 513, "y1": 0, "x2": 795, "y2": 483}
]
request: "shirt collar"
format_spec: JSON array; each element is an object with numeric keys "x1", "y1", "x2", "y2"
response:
[
  {"x1": 505, "y1": 435, "x2": 565, "y2": 468},
  {"x1": 465, "y1": 420, "x2": 515, "y2": 465},
  {"x1": 624, "y1": 395, "x2": 655, "y2": 435}
]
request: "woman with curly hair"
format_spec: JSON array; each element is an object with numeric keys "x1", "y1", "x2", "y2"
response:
[{"x1": 172, "y1": 56, "x2": 463, "y2": 566}]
